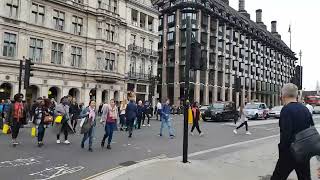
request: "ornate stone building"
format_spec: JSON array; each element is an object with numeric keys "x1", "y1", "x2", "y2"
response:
[
  {"x1": 153, "y1": 0, "x2": 297, "y2": 107},
  {"x1": 0, "y1": 0, "x2": 158, "y2": 105}
]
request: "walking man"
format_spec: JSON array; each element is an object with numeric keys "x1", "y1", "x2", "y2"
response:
[
  {"x1": 159, "y1": 98, "x2": 175, "y2": 138},
  {"x1": 156, "y1": 99, "x2": 162, "y2": 121},
  {"x1": 126, "y1": 92, "x2": 137, "y2": 138},
  {"x1": 271, "y1": 83, "x2": 314, "y2": 180}
]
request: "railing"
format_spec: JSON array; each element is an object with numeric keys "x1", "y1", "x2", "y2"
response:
[
  {"x1": 126, "y1": 72, "x2": 152, "y2": 80},
  {"x1": 128, "y1": 44, "x2": 158, "y2": 57}
]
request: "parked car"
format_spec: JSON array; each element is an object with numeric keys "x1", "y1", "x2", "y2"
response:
[
  {"x1": 313, "y1": 106, "x2": 320, "y2": 114},
  {"x1": 202, "y1": 102, "x2": 238, "y2": 122},
  {"x1": 199, "y1": 105, "x2": 209, "y2": 116},
  {"x1": 268, "y1": 106, "x2": 283, "y2": 118},
  {"x1": 244, "y1": 102, "x2": 269, "y2": 120}
]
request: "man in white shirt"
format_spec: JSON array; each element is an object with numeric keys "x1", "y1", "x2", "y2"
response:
[{"x1": 156, "y1": 99, "x2": 162, "y2": 121}]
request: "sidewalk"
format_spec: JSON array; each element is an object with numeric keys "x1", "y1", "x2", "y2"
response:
[{"x1": 92, "y1": 136, "x2": 319, "y2": 180}]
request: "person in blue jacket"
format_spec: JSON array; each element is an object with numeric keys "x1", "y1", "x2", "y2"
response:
[
  {"x1": 159, "y1": 98, "x2": 175, "y2": 138},
  {"x1": 125, "y1": 93, "x2": 137, "y2": 138}
]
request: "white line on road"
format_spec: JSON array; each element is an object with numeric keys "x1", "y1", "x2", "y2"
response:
[{"x1": 87, "y1": 134, "x2": 280, "y2": 180}]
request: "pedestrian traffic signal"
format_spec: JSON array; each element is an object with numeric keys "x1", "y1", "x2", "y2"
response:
[
  {"x1": 190, "y1": 40, "x2": 206, "y2": 71},
  {"x1": 24, "y1": 59, "x2": 34, "y2": 89}
]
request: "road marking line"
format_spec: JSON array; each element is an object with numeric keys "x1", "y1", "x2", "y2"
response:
[{"x1": 84, "y1": 135, "x2": 279, "y2": 180}]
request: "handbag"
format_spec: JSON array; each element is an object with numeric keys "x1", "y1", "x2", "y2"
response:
[
  {"x1": 80, "y1": 118, "x2": 92, "y2": 134},
  {"x1": 44, "y1": 115, "x2": 53, "y2": 124},
  {"x1": 55, "y1": 115, "x2": 63, "y2": 123},
  {"x1": 31, "y1": 127, "x2": 37, "y2": 137},
  {"x1": 2, "y1": 124, "x2": 9, "y2": 134},
  {"x1": 290, "y1": 126, "x2": 320, "y2": 162}
]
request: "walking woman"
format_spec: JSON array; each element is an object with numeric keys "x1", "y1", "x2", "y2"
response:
[
  {"x1": 33, "y1": 98, "x2": 53, "y2": 147},
  {"x1": 101, "y1": 99, "x2": 118, "y2": 149},
  {"x1": 7, "y1": 94, "x2": 27, "y2": 146},
  {"x1": 126, "y1": 92, "x2": 137, "y2": 138},
  {"x1": 190, "y1": 102, "x2": 203, "y2": 136},
  {"x1": 80, "y1": 100, "x2": 96, "y2": 152},
  {"x1": 70, "y1": 98, "x2": 81, "y2": 132},
  {"x1": 55, "y1": 97, "x2": 72, "y2": 144},
  {"x1": 233, "y1": 105, "x2": 251, "y2": 135},
  {"x1": 119, "y1": 100, "x2": 127, "y2": 131}
]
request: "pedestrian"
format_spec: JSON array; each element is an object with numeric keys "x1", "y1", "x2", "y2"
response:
[
  {"x1": 101, "y1": 99, "x2": 118, "y2": 149},
  {"x1": 159, "y1": 98, "x2": 175, "y2": 138},
  {"x1": 271, "y1": 83, "x2": 314, "y2": 180},
  {"x1": 233, "y1": 105, "x2": 251, "y2": 135},
  {"x1": 136, "y1": 100, "x2": 143, "y2": 129},
  {"x1": 33, "y1": 98, "x2": 53, "y2": 147},
  {"x1": 98, "y1": 103, "x2": 103, "y2": 116},
  {"x1": 142, "y1": 101, "x2": 151, "y2": 127},
  {"x1": 55, "y1": 97, "x2": 72, "y2": 145},
  {"x1": 126, "y1": 92, "x2": 137, "y2": 138},
  {"x1": 156, "y1": 99, "x2": 162, "y2": 121},
  {"x1": 70, "y1": 98, "x2": 81, "y2": 132},
  {"x1": 305, "y1": 102, "x2": 314, "y2": 115},
  {"x1": 7, "y1": 93, "x2": 27, "y2": 146},
  {"x1": 80, "y1": 100, "x2": 97, "y2": 152},
  {"x1": 0, "y1": 99, "x2": 4, "y2": 129},
  {"x1": 119, "y1": 100, "x2": 127, "y2": 131},
  {"x1": 190, "y1": 102, "x2": 203, "y2": 136}
]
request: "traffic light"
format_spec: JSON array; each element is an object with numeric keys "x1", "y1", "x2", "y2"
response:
[{"x1": 24, "y1": 59, "x2": 34, "y2": 89}]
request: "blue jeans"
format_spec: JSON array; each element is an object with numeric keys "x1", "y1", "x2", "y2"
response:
[
  {"x1": 37, "y1": 124, "x2": 45, "y2": 142},
  {"x1": 81, "y1": 127, "x2": 93, "y2": 148},
  {"x1": 160, "y1": 115, "x2": 174, "y2": 136},
  {"x1": 102, "y1": 122, "x2": 115, "y2": 145}
]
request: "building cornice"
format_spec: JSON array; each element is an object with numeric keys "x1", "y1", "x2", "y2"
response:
[{"x1": 127, "y1": 0, "x2": 161, "y2": 15}]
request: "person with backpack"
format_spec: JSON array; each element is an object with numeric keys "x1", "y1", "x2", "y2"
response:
[
  {"x1": 7, "y1": 94, "x2": 27, "y2": 146},
  {"x1": 190, "y1": 102, "x2": 203, "y2": 136},
  {"x1": 80, "y1": 100, "x2": 97, "y2": 152}
]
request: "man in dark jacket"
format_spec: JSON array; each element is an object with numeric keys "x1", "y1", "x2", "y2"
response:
[
  {"x1": 126, "y1": 94, "x2": 137, "y2": 138},
  {"x1": 271, "y1": 83, "x2": 314, "y2": 180}
]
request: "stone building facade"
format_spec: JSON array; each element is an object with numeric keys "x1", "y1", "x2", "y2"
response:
[
  {"x1": 0, "y1": 0, "x2": 158, "y2": 106},
  {"x1": 154, "y1": 0, "x2": 297, "y2": 107}
]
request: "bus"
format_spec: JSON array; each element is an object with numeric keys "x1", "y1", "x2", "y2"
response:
[{"x1": 304, "y1": 95, "x2": 320, "y2": 106}]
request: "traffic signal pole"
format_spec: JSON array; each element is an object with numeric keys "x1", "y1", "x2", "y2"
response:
[
  {"x1": 18, "y1": 60, "x2": 23, "y2": 94},
  {"x1": 183, "y1": 16, "x2": 192, "y2": 163}
]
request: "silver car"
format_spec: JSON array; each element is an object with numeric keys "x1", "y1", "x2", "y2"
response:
[
  {"x1": 313, "y1": 106, "x2": 320, "y2": 114},
  {"x1": 244, "y1": 103, "x2": 269, "y2": 120},
  {"x1": 269, "y1": 106, "x2": 283, "y2": 118}
]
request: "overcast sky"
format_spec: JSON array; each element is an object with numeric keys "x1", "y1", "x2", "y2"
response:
[{"x1": 229, "y1": 0, "x2": 320, "y2": 90}]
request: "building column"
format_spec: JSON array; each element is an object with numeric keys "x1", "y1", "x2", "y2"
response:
[
  {"x1": 137, "y1": 12, "x2": 141, "y2": 27},
  {"x1": 203, "y1": 15, "x2": 211, "y2": 105},
  {"x1": 213, "y1": 18, "x2": 219, "y2": 102},
  {"x1": 194, "y1": 11, "x2": 202, "y2": 103},
  {"x1": 272, "y1": 94, "x2": 275, "y2": 107},
  {"x1": 220, "y1": 23, "x2": 227, "y2": 101},
  {"x1": 173, "y1": 10, "x2": 180, "y2": 106},
  {"x1": 161, "y1": 14, "x2": 168, "y2": 101},
  {"x1": 83, "y1": 88, "x2": 91, "y2": 107},
  {"x1": 96, "y1": 89, "x2": 102, "y2": 109},
  {"x1": 109, "y1": 90, "x2": 114, "y2": 101},
  {"x1": 146, "y1": 85, "x2": 149, "y2": 102},
  {"x1": 145, "y1": 15, "x2": 148, "y2": 30},
  {"x1": 40, "y1": 86, "x2": 49, "y2": 98},
  {"x1": 62, "y1": 87, "x2": 70, "y2": 98}
]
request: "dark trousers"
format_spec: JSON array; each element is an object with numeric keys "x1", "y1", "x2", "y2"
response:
[
  {"x1": 191, "y1": 120, "x2": 201, "y2": 134},
  {"x1": 72, "y1": 118, "x2": 77, "y2": 131},
  {"x1": 11, "y1": 120, "x2": 22, "y2": 139},
  {"x1": 119, "y1": 114, "x2": 126, "y2": 128},
  {"x1": 102, "y1": 122, "x2": 115, "y2": 145},
  {"x1": 127, "y1": 119, "x2": 134, "y2": 136},
  {"x1": 236, "y1": 121, "x2": 248, "y2": 131},
  {"x1": 57, "y1": 122, "x2": 69, "y2": 140},
  {"x1": 37, "y1": 124, "x2": 45, "y2": 142},
  {"x1": 271, "y1": 151, "x2": 311, "y2": 180},
  {"x1": 82, "y1": 127, "x2": 93, "y2": 148},
  {"x1": 156, "y1": 110, "x2": 161, "y2": 121},
  {"x1": 142, "y1": 113, "x2": 150, "y2": 125},
  {"x1": 136, "y1": 116, "x2": 142, "y2": 129}
]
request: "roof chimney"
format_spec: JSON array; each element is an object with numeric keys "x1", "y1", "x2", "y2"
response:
[
  {"x1": 239, "y1": 0, "x2": 245, "y2": 11},
  {"x1": 271, "y1": 21, "x2": 277, "y2": 33},
  {"x1": 256, "y1": 9, "x2": 262, "y2": 23}
]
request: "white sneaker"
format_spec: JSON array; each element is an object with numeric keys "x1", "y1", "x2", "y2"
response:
[
  {"x1": 199, "y1": 132, "x2": 204, "y2": 137},
  {"x1": 246, "y1": 131, "x2": 252, "y2": 135},
  {"x1": 190, "y1": 132, "x2": 194, "y2": 136},
  {"x1": 148, "y1": 124, "x2": 151, "y2": 127},
  {"x1": 56, "y1": 140, "x2": 61, "y2": 144},
  {"x1": 233, "y1": 129, "x2": 238, "y2": 134},
  {"x1": 64, "y1": 140, "x2": 71, "y2": 144},
  {"x1": 142, "y1": 124, "x2": 146, "y2": 127}
]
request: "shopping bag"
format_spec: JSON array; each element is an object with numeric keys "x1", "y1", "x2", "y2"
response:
[
  {"x1": 54, "y1": 115, "x2": 63, "y2": 123},
  {"x1": 31, "y1": 127, "x2": 37, "y2": 137},
  {"x1": 80, "y1": 117, "x2": 86, "y2": 128},
  {"x1": 2, "y1": 124, "x2": 9, "y2": 134},
  {"x1": 188, "y1": 107, "x2": 193, "y2": 124}
]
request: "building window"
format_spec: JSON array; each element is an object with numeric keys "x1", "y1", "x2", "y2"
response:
[
  {"x1": 51, "y1": 42, "x2": 63, "y2": 65},
  {"x1": 6, "y1": 0, "x2": 18, "y2": 18},
  {"x1": 29, "y1": 38, "x2": 43, "y2": 63},
  {"x1": 105, "y1": 24, "x2": 110, "y2": 40},
  {"x1": 31, "y1": 3, "x2": 45, "y2": 25},
  {"x1": 53, "y1": 10, "x2": 65, "y2": 31},
  {"x1": 97, "y1": 22, "x2": 103, "y2": 38},
  {"x1": 131, "y1": 34, "x2": 136, "y2": 45},
  {"x1": 3, "y1": 32, "x2": 16, "y2": 57},
  {"x1": 111, "y1": 25, "x2": 115, "y2": 41},
  {"x1": 105, "y1": 52, "x2": 115, "y2": 71},
  {"x1": 140, "y1": 58, "x2": 145, "y2": 74},
  {"x1": 96, "y1": 50, "x2": 103, "y2": 69},
  {"x1": 130, "y1": 56, "x2": 136, "y2": 73},
  {"x1": 168, "y1": 14, "x2": 175, "y2": 23},
  {"x1": 72, "y1": 16, "x2": 83, "y2": 35},
  {"x1": 167, "y1": 32, "x2": 174, "y2": 41},
  {"x1": 148, "y1": 16, "x2": 154, "y2": 31},
  {"x1": 71, "y1": 46, "x2": 82, "y2": 67},
  {"x1": 150, "y1": 40, "x2": 153, "y2": 50},
  {"x1": 132, "y1": 9, "x2": 138, "y2": 26},
  {"x1": 72, "y1": 0, "x2": 83, "y2": 3},
  {"x1": 141, "y1": 38, "x2": 145, "y2": 48}
]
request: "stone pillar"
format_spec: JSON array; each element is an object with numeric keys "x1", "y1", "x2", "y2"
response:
[
  {"x1": 83, "y1": 88, "x2": 91, "y2": 107},
  {"x1": 194, "y1": 11, "x2": 202, "y2": 103},
  {"x1": 236, "y1": 92, "x2": 240, "y2": 108},
  {"x1": 203, "y1": 15, "x2": 211, "y2": 105},
  {"x1": 161, "y1": 14, "x2": 168, "y2": 101},
  {"x1": 241, "y1": 87, "x2": 246, "y2": 106},
  {"x1": 96, "y1": 89, "x2": 102, "y2": 109},
  {"x1": 220, "y1": 23, "x2": 227, "y2": 101},
  {"x1": 272, "y1": 94, "x2": 275, "y2": 107},
  {"x1": 109, "y1": 90, "x2": 114, "y2": 101},
  {"x1": 213, "y1": 18, "x2": 219, "y2": 102},
  {"x1": 145, "y1": 15, "x2": 148, "y2": 30},
  {"x1": 40, "y1": 86, "x2": 49, "y2": 98},
  {"x1": 137, "y1": 12, "x2": 140, "y2": 27},
  {"x1": 62, "y1": 87, "x2": 70, "y2": 98},
  {"x1": 173, "y1": 10, "x2": 180, "y2": 106}
]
